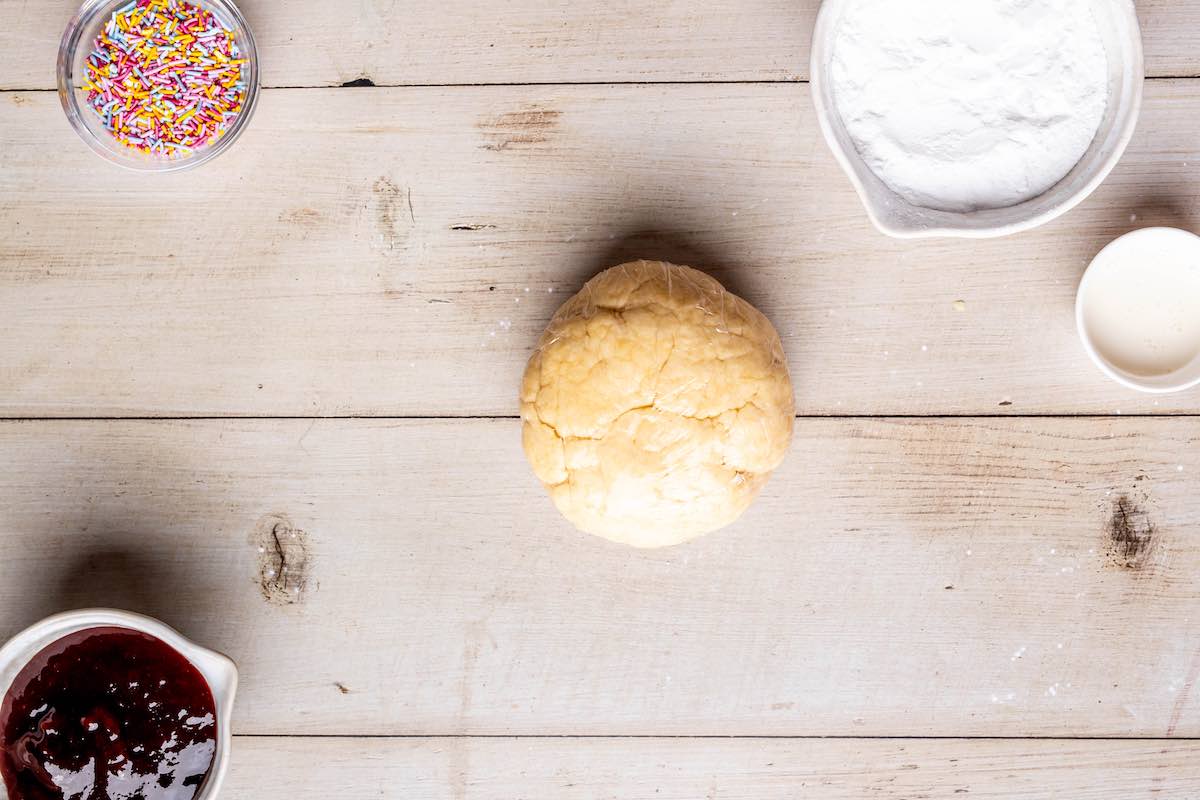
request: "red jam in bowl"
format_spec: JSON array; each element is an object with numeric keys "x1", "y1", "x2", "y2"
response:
[{"x1": 0, "y1": 627, "x2": 217, "y2": 800}]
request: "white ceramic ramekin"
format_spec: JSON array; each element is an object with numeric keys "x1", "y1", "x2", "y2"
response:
[
  {"x1": 810, "y1": 0, "x2": 1145, "y2": 239},
  {"x1": 0, "y1": 610, "x2": 237, "y2": 800},
  {"x1": 1076, "y1": 227, "x2": 1200, "y2": 393}
]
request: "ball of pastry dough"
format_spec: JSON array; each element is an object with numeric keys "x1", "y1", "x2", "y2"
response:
[{"x1": 521, "y1": 260, "x2": 795, "y2": 548}]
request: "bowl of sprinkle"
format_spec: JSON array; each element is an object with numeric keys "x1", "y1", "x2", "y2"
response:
[{"x1": 57, "y1": 0, "x2": 260, "y2": 172}]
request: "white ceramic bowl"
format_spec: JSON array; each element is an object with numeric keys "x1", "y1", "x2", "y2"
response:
[
  {"x1": 0, "y1": 609, "x2": 237, "y2": 800},
  {"x1": 810, "y1": 0, "x2": 1145, "y2": 239},
  {"x1": 1076, "y1": 227, "x2": 1200, "y2": 393}
]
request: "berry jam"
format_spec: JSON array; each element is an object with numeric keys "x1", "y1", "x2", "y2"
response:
[{"x1": 0, "y1": 627, "x2": 217, "y2": 800}]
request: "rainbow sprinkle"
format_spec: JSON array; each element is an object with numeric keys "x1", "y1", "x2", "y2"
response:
[{"x1": 81, "y1": 0, "x2": 248, "y2": 158}]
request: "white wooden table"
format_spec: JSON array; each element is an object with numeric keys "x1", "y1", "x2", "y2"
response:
[{"x1": 2, "y1": 1, "x2": 1200, "y2": 796}]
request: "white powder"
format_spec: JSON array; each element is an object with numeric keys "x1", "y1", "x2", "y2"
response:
[{"x1": 829, "y1": 0, "x2": 1110, "y2": 212}]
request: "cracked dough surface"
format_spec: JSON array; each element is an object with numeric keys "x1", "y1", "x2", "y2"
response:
[{"x1": 521, "y1": 261, "x2": 795, "y2": 548}]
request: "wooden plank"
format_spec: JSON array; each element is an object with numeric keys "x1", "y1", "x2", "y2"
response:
[
  {"x1": 0, "y1": 418, "x2": 1196, "y2": 737},
  {"x1": 221, "y1": 737, "x2": 1200, "y2": 799},
  {"x1": 3, "y1": 82, "x2": 1200, "y2": 417},
  {"x1": 0, "y1": 0, "x2": 1196, "y2": 90}
]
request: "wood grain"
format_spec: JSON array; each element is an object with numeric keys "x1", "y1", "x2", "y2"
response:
[
  {"x1": 1, "y1": 1, "x2": 1197, "y2": 90},
  {"x1": 220, "y1": 737, "x2": 1200, "y2": 799},
  {"x1": 0, "y1": 418, "x2": 1196, "y2": 737},
  {"x1": 2, "y1": 82, "x2": 1200, "y2": 417},
  {"x1": 3, "y1": 2, "x2": 1199, "y2": 794}
]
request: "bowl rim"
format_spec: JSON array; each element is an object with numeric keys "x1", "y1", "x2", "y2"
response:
[
  {"x1": 1075, "y1": 226, "x2": 1200, "y2": 394},
  {"x1": 0, "y1": 609, "x2": 238, "y2": 800},
  {"x1": 809, "y1": 0, "x2": 1146, "y2": 239},
  {"x1": 56, "y1": 0, "x2": 261, "y2": 173}
]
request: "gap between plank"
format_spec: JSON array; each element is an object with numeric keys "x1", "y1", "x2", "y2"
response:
[
  {"x1": 1, "y1": 74, "x2": 1196, "y2": 93},
  {"x1": 228, "y1": 733, "x2": 1200, "y2": 741},
  {"x1": 0, "y1": 414, "x2": 1196, "y2": 422},
  {"x1": 3, "y1": 81, "x2": 803, "y2": 93}
]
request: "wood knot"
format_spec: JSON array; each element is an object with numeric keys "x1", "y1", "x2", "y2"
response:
[
  {"x1": 1106, "y1": 494, "x2": 1157, "y2": 570},
  {"x1": 478, "y1": 107, "x2": 562, "y2": 151},
  {"x1": 252, "y1": 513, "x2": 312, "y2": 606}
]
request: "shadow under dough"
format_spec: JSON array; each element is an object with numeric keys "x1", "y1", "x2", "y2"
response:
[{"x1": 578, "y1": 228, "x2": 762, "y2": 303}]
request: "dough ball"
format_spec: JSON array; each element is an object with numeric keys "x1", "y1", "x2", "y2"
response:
[{"x1": 521, "y1": 260, "x2": 795, "y2": 548}]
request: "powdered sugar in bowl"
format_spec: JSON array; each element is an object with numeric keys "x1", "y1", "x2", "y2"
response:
[{"x1": 811, "y1": 0, "x2": 1144, "y2": 239}]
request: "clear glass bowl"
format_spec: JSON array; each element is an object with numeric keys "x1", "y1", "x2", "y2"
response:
[{"x1": 56, "y1": 0, "x2": 260, "y2": 172}]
